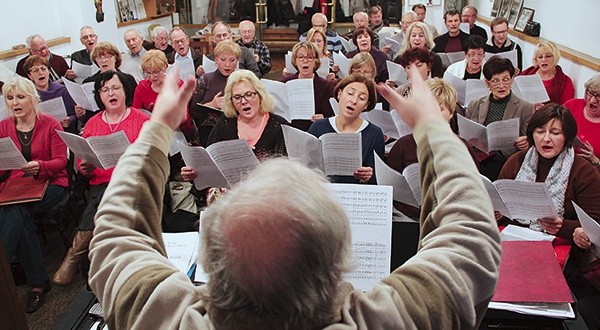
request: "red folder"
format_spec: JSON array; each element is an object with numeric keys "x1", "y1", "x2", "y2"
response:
[
  {"x1": 0, "y1": 175, "x2": 49, "y2": 206},
  {"x1": 492, "y1": 241, "x2": 574, "y2": 303}
]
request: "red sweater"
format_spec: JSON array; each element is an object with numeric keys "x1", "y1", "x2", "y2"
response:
[
  {"x1": 0, "y1": 114, "x2": 68, "y2": 189},
  {"x1": 564, "y1": 98, "x2": 600, "y2": 159},
  {"x1": 79, "y1": 108, "x2": 150, "y2": 186}
]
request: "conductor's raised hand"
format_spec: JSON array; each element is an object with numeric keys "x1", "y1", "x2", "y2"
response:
[
  {"x1": 376, "y1": 65, "x2": 442, "y2": 128},
  {"x1": 151, "y1": 68, "x2": 196, "y2": 130}
]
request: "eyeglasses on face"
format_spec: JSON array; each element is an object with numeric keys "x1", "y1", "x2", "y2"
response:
[
  {"x1": 231, "y1": 91, "x2": 258, "y2": 104},
  {"x1": 82, "y1": 34, "x2": 97, "y2": 40},
  {"x1": 489, "y1": 77, "x2": 512, "y2": 86},
  {"x1": 144, "y1": 70, "x2": 164, "y2": 77},
  {"x1": 99, "y1": 85, "x2": 123, "y2": 94},
  {"x1": 586, "y1": 89, "x2": 600, "y2": 100},
  {"x1": 29, "y1": 66, "x2": 49, "y2": 74},
  {"x1": 296, "y1": 55, "x2": 315, "y2": 61}
]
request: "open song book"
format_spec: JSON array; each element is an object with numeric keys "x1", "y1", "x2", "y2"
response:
[
  {"x1": 481, "y1": 176, "x2": 558, "y2": 224},
  {"x1": 373, "y1": 154, "x2": 421, "y2": 207},
  {"x1": 63, "y1": 80, "x2": 98, "y2": 111},
  {"x1": 179, "y1": 139, "x2": 260, "y2": 190},
  {"x1": 56, "y1": 130, "x2": 130, "y2": 170},
  {"x1": 261, "y1": 78, "x2": 315, "y2": 122},
  {"x1": 457, "y1": 115, "x2": 519, "y2": 154},
  {"x1": 282, "y1": 125, "x2": 362, "y2": 176}
]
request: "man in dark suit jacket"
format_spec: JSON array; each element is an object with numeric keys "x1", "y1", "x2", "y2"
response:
[
  {"x1": 149, "y1": 25, "x2": 175, "y2": 58},
  {"x1": 71, "y1": 26, "x2": 98, "y2": 66},
  {"x1": 16, "y1": 34, "x2": 75, "y2": 82},
  {"x1": 432, "y1": 10, "x2": 470, "y2": 53},
  {"x1": 168, "y1": 27, "x2": 203, "y2": 78},
  {"x1": 465, "y1": 57, "x2": 533, "y2": 180}
]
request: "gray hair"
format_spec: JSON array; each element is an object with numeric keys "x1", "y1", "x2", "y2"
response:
[
  {"x1": 200, "y1": 158, "x2": 354, "y2": 329},
  {"x1": 80, "y1": 25, "x2": 95, "y2": 33},
  {"x1": 123, "y1": 28, "x2": 143, "y2": 40},
  {"x1": 25, "y1": 34, "x2": 44, "y2": 49},
  {"x1": 402, "y1": 11, "x2": 418, "y2": 22},
  {"x1": 585, "y1": 73, "x2": 600, "y2": 93},
  {"x1": 353, "y1": 11, "x2": 368, "y2": 21},
  {"x1": 151, "y1": 26, "x2": 169, "y2": 38}
]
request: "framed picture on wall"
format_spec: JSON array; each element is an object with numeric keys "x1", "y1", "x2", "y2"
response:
[
  {"x1": 507, "y1": 0, "x2": 524, "y2": 27},
  {"x1": 498, "y1": 0, "x2": 512, "y2": 20},
  {"x1": 515, "y1": 7, "x2": 535, "y2": 32},
  {"x1": 491, "y1": 0, "x2": 503, "y2": 17}
]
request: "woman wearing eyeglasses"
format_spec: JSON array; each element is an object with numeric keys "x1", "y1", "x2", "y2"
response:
[
  {"x1": 181, "y1": 70, "x2": 287, "y2": 181},
  {"x1": 79, "y1": 42, "x2": 137, "y2": 126},
  {"x1": 132, "y1": 50, "x2": 196, "y2": 141},
  {"x1": 0, "y1": 76, "x2": 68, "y2": 313},
  {"x1": 52, "y1": 70, "x2": 149, "y2": 287},
  {"x1": 564, "y1": 74, "x2": 600, "y2": 171},
  {"x1": 23, "y1": 55, "x2": 81, "y2": 133},
  {"x1": 520, "y1": 41, "x2": 575, "y2": 105},
  {"x1": 282, "y1": 41, "x2": 334, "y2": 131}
]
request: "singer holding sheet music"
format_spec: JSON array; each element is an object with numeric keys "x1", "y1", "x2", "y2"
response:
[
  {"x1": 23, "y1": 55, "x2": 80, "y2": 133},
  {"x1": 497, "y1": 104, "x2": 600, "y2": 235},
  {"x1": 181, "y1": 70, "x2": 288, "y2": 182},
  {"x1": 52, "y1": 70, "x2": 149, "y2": 287},
  {"x1": 0, "y1": 76, "x2": 68, "y2": 313},
  {"x1": 282, "y1": 41, "x2": 334, "y2": 131},
  {"x1": 308, "y1": 74, "x2": 384, "y2": 184},
  {"x1": 465, "y1": 57, "x2": 534, "y2": 181},
  {"x1": 498, "y1": 104, "x2": 600, "y2": 328}
]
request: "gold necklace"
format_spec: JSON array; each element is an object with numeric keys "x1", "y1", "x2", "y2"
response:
[
  {"x1": 104, "y1": 109, "x2": 128, "y2": 133},
  {"x1": 17, "y1": 129, "x2": 34, "y2": 146}
]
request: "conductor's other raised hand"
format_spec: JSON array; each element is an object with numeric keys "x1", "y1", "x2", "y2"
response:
[{"x1": 150, "y1": 68, "x2": 196, "y2": 130}]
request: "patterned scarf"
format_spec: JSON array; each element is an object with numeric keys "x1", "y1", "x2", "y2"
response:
[{"x1": 515, "y1": 147, "x2": 574, "y2": 219}]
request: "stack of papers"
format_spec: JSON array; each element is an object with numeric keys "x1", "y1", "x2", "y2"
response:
[{"x1": 162, "y1": 232, "x2": 199, "y2": 276}]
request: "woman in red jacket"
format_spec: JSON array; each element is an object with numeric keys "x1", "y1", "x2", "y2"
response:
[{"x1": 0, "y1": 76, "x2": 68, "y2": 313}]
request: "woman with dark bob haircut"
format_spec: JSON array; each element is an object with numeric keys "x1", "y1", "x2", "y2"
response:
[
  {"x1": 345, "y1": 27, "x2": 389, "y2": 83},
  {"x1": 308, "y1": 74, "x2": 384, "y2": 184},
  {"x1": 393, "y1": 47, "x2": 434, "y2": 97},
  {"x1": 52, "y1": 70, "x2": 149, "y2": 287},
  {"x1": 500, "y1": 104, "x2": 600, "y2": 329}
]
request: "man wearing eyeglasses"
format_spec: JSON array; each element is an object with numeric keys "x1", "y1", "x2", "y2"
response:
[
  {"x1": 16, "y1": 34, "x2": 75, "y2": 82},
  {"x1": 167, "y1": 27, "x2": 203, "y2": 79},
  {"x1": 484, "y1": 17, "x2": 523, "y2": 72},
  {"x1": 71, "y1": 26, "x2": 99, "y2": 66}
]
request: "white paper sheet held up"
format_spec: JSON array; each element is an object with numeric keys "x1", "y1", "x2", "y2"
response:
[
  {"x1": 38, "y1": 97, "x2": 68, "y2": 121},
  {"x1": 56, "y1": 130, "x2": 130, "y2": 169},
  {"x1": 512, "y1": 74, "x2": 551, "y2": 104},
  {"x1": 63, "y1": 79, "x2": 98, "y2": 111},
  {"x1": 163, "y1": 232, "x2": 199, "y2": 275},
  {"x1": 262, "y1": 78, "x2": 315, "y2": 121},
  {"x1": 333, "y1": 51, "x2": 350, "y2": 78},
  {"x1": 573, "y1": 202, "x2": 600, "y2": 259},
  {"x1": 457, "y1": 115, "x2": 519, "y2": 153},
  {"x1": 374, "y1": 154, "x2": 420, "y2": 207},
  {"x1": 386, "y1": 61, "x2": 408, "y2": 86},
  {"x1": 0, "y1": 137, "x2": 28, "y2": 170},
  {"x1": 202, "y1": 54, "x2": 217, "y2": 73}
]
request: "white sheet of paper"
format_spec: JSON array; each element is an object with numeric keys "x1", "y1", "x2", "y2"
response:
[
  {"x1": 0, "y1": 137, "x2": 28, "y2": 170},
  {"x1": 360, "y1": 109, "x2": 399, "y2": 140},
  {"x1": 480, "y1": 174, "x2": 510, "y2": 216},
  {"x1": 162, "y1": 232, "x2": 199, "y2": 275},
  {"x1": 56, "y1": 130, "x2": 130, "y2": 169},
  {"x1": 329, "y1": 183, "x2": 393, "y2": 291},
  {"x1": 194, "y1": 212, "x2": 209, "y2": 283},
  {"x1": 457, "y1": 115, "x2": 519, "y2": 153},
  {"x1": 339, "y1": 37, "x2": 357, "y2": 53},
  {"x1": 512, "y1": 75, "x2": 551, "y2": 103},
  {"x1": 573, "y1": 202, "x2": 600, "y2": 259},
  {"x1": 383, "y1": 37, "x2": 402, "y2": 54},
  {"x1": 329, "y1": 97, "x2": 339, "y2": 115},
  {"x1": 485, "y1": 49, "x2": 518, "y2": 70},
  {"x1": 390, "y1": 109, "x2": 412, "y2": 138},
  {"x1": 169, "y1": 129, "x2": 188, "y2": 156},
  {"x1": 374, "y1": 154, "x2": 420, "y2": 207},
  {"x1": 493, "y1": 179, "x2": 558, "y2": 223},
  {"x1": 321, "y1": 133, "x2": 362, "y2": 176},
  {"x1": 488, "y1": 301, "x2": 574, "y2": 319},
  {"x1": 71, "y1": 61, "x2": 98, "y2": 84},
  {"x1": 262, "y1": 78, "x2": 315, "y2": 121},
  {"x1": 284, "y1": 51, "x2": 296, "y2": 74},
  {"x1": 317, "y1": 57, "x2": 330, "y2": 78},
  {"x1": 500, "y1": 224, "x2": 556, "y2": 242},
  {"x1": 0, "y1": 96, "x2": 8, "y2": 120},
  {"x1": 281, "y1": 125, "x2": 325, "y2": 171},
  {"x1": 333, "y1": 52, "x2": 350, "y2": 78},
  {"x1": 386, "y1": 61, "x2": 408, "y2": 86},
  {"x1": 38, "y1": 97, "x2": 68, "y2": 121},
  {"x1": 202, "y1": 54, "x2": 217, "y2": 73},
  {"x1": 63, "y1": 79, "x2": 98, "y2": 111}
]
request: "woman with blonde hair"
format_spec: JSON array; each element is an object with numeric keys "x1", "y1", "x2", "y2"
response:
[
  {"x1": 0, "y1": 76, "x2": 68, "y2": 312},
  {"x1": 398, "y1": 22, "x2": 444, "y2": 78},
  {"x1": 349, "y1": 52, "x2": 377, "y2": 80},
  {"x1": 521, "y1": 41, "x2": 575, "y2": 105},
  {"x1": 181, "y1": 70, "x2": 287, "y2": 181}
]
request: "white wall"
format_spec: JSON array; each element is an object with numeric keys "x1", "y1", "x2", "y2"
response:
[
  {"x1": 0, "y1": 0, "x2": 173, "y2": 73},
  {"x1": 471, "y1": 0, "x2": 599, "y2": 97}
]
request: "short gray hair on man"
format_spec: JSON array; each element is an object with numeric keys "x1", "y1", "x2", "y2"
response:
[
  {"x1": 80, "y1": 25, "x2": 95, "y2": 33},
  {"x1": 353, "y1": 11, "x2": 368, "y2": 21},
  {"x1": 403, "y1": 10, "x2": 418, "y2": 22},
  {"x1": 123, "y1": 28, "x2": 143, "y2": 40},
  {"x1": 585, "y1": 73, "x2": 600, "y2": 93},
  {"x1": 25, "y1": 34, "x2": 44, "y2": 49},
  {"x1": 200, "y1": 158, "x2": 354, "y2": 329},
  {"x1": 151, "y1": 25, "x2": 169, "y2": 38}
]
